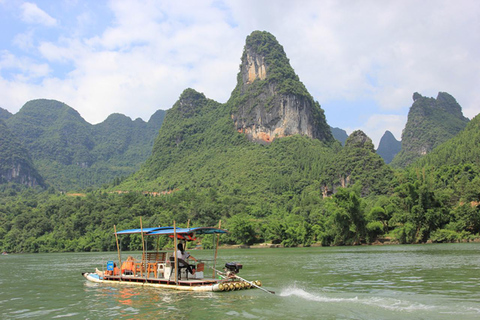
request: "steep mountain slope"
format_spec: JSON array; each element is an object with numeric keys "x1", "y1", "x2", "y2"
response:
[
  {"x1": 376, "y1": 130, "x2": 401, "y2": 164},
  {"x1": 6, "y1": 99, "x2": 93, "y2": 166},
  {"x1": 0, "y1": 119, "x2": 44, "y2": 187},
  {"x1": 5, "y1": 30, "x2": 480, "y2": 253},
  {"x1": 414, "y1": 113, "x2": 480, "y2": 168},
  {"x1": 324, "y1": 130, "x2": 395, "y2": 196},
  {"x1": 128, "y1": 31, "x2": 341, "y2": 196},
  {"x1": 391, "y1": 92, "x2": 469, "y2": 168},
  {"x1": 5, "y1": 99, "x2": 165, "y2": 190},
  {"x1": 92, "y1": 110, "x2": 165, "y2": 167},
  {"x1": 229, "y1": 31, "x2": 334, "y2": 144},
  {"x1": 330, "y1": 127, "x2": 348, "y2": 146},
  {"x1": 130, "y1": 88, "x2": 339, "y2": 208},
  {"x1": 130, "y1": 31, "x2": 394, "y2": 206}
]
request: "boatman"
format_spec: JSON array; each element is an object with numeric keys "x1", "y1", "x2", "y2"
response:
[{"x1": 177, "y1": 243, "x2": 197, "y2": 275}]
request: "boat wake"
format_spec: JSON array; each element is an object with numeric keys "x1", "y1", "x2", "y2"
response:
[
  {"x1": 278, "y1": 286, "x2": 480, "y2": 315},
  {"x1": 279, "y1": 287, "x2": 358, "y2": 303}
]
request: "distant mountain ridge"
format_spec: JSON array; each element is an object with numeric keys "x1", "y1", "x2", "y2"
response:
[
  {"x1": 3, "y1": 30, "x2": 480, "y2": 254},
  {"x1": 391, "y1": 92, "x2": 469, "y2": 168},
  {"x1": 0, "y1": 119, "x2": 44, "y2": 187},
  {"x1": 414, "y1": 113, "x2": 480, "y2": 168},
  {"x1": 376, "y1": 131, "x2": 401, "y2": 164},
  {"x1": 330, "y1": 127, "x2": 348, "y2": 146},
  {"x1": 3, "y1": 99, "x2": 165, "y2": 189},
  {"x1": 0, "y1": 32, "x2": 476, "y2": 195}
]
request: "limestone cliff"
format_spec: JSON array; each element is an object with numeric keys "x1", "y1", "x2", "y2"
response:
[{"x1": 229, "y1": 31, "x2": 333, "y2": 144}]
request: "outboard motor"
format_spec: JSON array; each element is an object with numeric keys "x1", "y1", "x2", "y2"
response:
[{"x1": 225, "y1": 262, "x2": 243, "y2": 276}]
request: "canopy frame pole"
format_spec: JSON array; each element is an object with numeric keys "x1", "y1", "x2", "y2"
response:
[
  {"x1": 212, "y1": 220, "x2": 221, "y2": 278},
  {"x1": 173, "y1": 220, "x2": 178, "y2": 285},
  {"x1": 156, "y1": 225, "x2": 161, "y2": 252},
  {"x1": 114, "y1": 225, "x2": 122, "y2": 280},
  {"x1": 140, "y1": 217, "x2": 146, "y2": 281}
]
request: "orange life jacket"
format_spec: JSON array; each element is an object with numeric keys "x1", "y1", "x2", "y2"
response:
[{"x1": 121, "y1": 260, "x2": 134, "y2": 273}]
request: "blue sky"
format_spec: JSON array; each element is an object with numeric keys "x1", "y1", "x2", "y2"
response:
[{"x1": 1, "y1": 0, "x2": 479, "y2": 147}]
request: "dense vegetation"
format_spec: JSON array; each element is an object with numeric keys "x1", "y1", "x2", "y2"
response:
[
  {"x1": 5, "y1": 100, "x2": 165, "y2": 190},
  {"x1": 391, "y1": 92, "x2": 469, "y2": 168},
  {"x1": 2, "y1": 100, "x2": 479, "y2": 253},
  {"x1": 0, "y1": 120, "x2": 44, "y2": 187},
  {"x1": 0, "y1": 107, "x2": 12, "y2": 120},
  {"x1": 1, "y1": 32, "x2": 479, "y2": 253}
]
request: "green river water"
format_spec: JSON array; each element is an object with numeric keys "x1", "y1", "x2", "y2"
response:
[{"x1": 1, "y1": 243, "x2": 480, "y2": 319}]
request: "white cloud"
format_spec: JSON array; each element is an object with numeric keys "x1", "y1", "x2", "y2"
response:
[
  {"x1": 12, "y1": 30, "x2": 35, "y2": 50},
  {"x1": 20, "y1": 2, "x2": 57, "y2": 26},
  {"x1": 0, "y1": 50, "x2": 51, "y2": 79},
  {"x1": 18, "y1": 0, "x2": 245, "y2": 123}
]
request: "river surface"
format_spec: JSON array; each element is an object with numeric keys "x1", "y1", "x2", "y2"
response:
[{"x1": 1, "y1": 243, "x2": 480, "y2": 319}]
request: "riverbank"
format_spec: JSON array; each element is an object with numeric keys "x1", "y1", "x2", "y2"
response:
[{"x1": 217, "y1": 237, "x2": 480, "y2": 249}]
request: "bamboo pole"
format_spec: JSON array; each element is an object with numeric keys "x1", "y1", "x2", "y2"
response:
[
  {"x1": 212, "y1": 220, "x2": 221, "y2": 278},
  {"x1": 187, "y1": 219, "x2": 190, "y2": 228},
  {"x1": 140, "y1": 217, "x2": 145, "y2": 279},
  {"x1": 114, "y1": 225, "x2": 121, "y2": 279},
  {"x1": 173, "y1": 220, "x2": 178, "y2": 285}
]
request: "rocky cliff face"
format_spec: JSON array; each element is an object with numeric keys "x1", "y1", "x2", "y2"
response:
[
  {"x1": 229, "y1": 31, "x2": 333, "y2": 144},
  {"x1": 391, "y1": 92, "x2": 469, "y2": 168}
]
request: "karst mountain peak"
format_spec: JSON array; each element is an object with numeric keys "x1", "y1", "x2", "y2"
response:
[{"x1": 228, "y1": 30, "x2": 334, "y2": 144}]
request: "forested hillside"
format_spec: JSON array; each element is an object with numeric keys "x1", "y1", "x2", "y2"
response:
[
  {"x1": 391, "y1": 92, "x2": 469, "y2": 168},
  {"x1": 0, "y1": 31, "x2": 479, "y2": 253},
  {"x1": 4, "y1": 100, "x2": 165, "y2": 190},
  {"x1": 0, "y1": 120, "x2": 44, "y2": 187},
  {"x1": 0, "y1": 107, "x2": 12, "y2": 120}
]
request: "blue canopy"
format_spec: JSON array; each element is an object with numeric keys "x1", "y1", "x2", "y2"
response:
[
  {"x1": 148, "y1": 227, "x2": 227, "y2": 236},
  {"x1": 115, "y1": 226, "x2": 227, "y2": 236},
  {"x1": 115, "y1": 227, "x2": 173, "y2": 235}
]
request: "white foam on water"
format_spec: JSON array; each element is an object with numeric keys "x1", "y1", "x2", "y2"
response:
[
  {"x1": 279, "y1": 286, "x2": 358, "y2": 303},
  {"x1": 278, "y1": 285, "x2": 469, "y2": 314},
  {"x1": 52, "y1": 313, "x2": 80, "y2": 318},
  {"x1": 362, "y1": 296, "x2": 436, "y2": 312}
]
